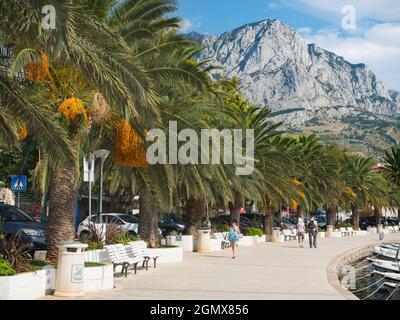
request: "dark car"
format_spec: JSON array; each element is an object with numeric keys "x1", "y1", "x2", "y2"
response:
[
  {"x1": 158, "y1": 216, "x2": 185, "y2": 236},
  {"x1": 210, "y1": 215, "x2": 230, "y2": 226},
  {"x1": 0, "y1": 204, "x2": 47, "y2": 254}
]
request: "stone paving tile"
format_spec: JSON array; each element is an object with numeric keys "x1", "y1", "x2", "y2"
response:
[{"x1": 42, "y1": 233, "x2": 400, "y2": 300}]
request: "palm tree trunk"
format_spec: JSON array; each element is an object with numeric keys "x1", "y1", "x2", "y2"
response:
[
  {"x1": 183, "y1": 196, "x2": 205, "y2": 236},
  {"x1": 262, "y1": 207, "x2": 273, "y2": 236},
  {"x1": 351, "y1": 204, "x2": 360, "y2": 231},
  {"x1": 138, "y1": 188, "x2": 159, "y2": 248},
  {"x1": 296, "y1": 205, "x2": 304, "y2": 220},
  {"x1": 46, "y1": 147, "x2": 78, "y2": 263},
  {"x1": 326, "y1": 203, "x2": 336, "y2": 226},
  {"x1": 398, "y1": 208, "x2": 400, "y2": 224},
  {"x1": 229, "y1": 191, "x2": 243, "y2": 226},
  {"x1": 374, "y1": 206, "x2": 382, "y2": 226}
]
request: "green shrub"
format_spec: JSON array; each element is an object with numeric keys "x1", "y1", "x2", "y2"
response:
[
  {"x1": 29, "y1": 260, "x2": 56, "y2": 270},
  {"x1": 85, "y1": 262, "x2": 105, "y2": 268},
  {"x1": 242, "y1": 227, "x2": 263, "y2": 237},
  {"x1": 114, "y1": 231, "x2": 138, "y2": 245},
  {"x1": 0, "y1": 255, "x2": 16, "y2": 276},
  {"x1": 216, "y1": 224, "x2": 230, "y2": 232},
  {"x1": 87, "y1": 241, "x2": 104, "y2": 251}
]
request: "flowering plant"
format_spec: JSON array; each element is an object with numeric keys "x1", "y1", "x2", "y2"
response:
[{"x1": 0, "y1": 188, "x2": 15, "y2": 206}]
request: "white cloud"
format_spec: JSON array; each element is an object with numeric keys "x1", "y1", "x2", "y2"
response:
[
  {"x1": 300, "y1": 0, "x2": 400, "y2": 21},
  {"x1": 181, "y1": 19, "x2": 193, "y2": 32},
  {"x1": 180, "y1": 17, "x2": 203, "y2": 32},
  {"x1": 297, "y1": 27, "x2": 312, "y2": 34},
  {"x1": 301, "y1": 23, "x2": 400, "y2": 90},
  {"x1": 268, "y1": 2, "x2": 280, "y2": 9}
]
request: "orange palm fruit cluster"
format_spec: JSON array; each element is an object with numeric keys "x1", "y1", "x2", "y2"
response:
[
  {"x1": 25, "y1": 52, "x2": 49, "y2": 83},
  {"x1": 17, "y1": 123, "x2": 28, "y2": 141},
  {"x1": 343, "y1": 187, "x2": 357, "y2": 198},
  {"x1": 114, "y1": 120, "x2": 148, "y2": 168},
  {"x1": 58, "y1": 97, "x2": 88, "y2": 123},
  {"x1": 292, "y1": 179, "x2": 302, "y2": 186},
  {"x1": 290, "y1": 199, "x2": 299, "y2": 210},
  {"x1": 297, "y1": 191, "x2": 305, "y2": 199}
]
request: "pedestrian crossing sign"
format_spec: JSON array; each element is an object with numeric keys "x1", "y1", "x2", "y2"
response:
[{"x1": 11, "y1": 175, "x2": 27, "y2": 192}]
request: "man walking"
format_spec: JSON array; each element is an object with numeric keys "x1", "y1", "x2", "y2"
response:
[{"x1": 307, "y1": 216, "x2": 318, "y2": 248}]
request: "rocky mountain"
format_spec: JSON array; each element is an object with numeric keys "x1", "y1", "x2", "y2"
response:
[{"x1": 189, "y1": 19, "x2": 400, "y2": 154}]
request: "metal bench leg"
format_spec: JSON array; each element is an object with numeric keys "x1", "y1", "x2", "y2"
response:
[
  {"x1": 134, "y1": 262, "x2": 139, "y2": 275},
  {"x1": 153, "y1": 257, "x2": 158, "y2": 268},
  {"x1": 122, "y1": 263, "x2": 129, "y2": 278}
]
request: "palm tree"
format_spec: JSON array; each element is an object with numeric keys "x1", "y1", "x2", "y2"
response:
[
  {"x1": 383, "y1": 147, "x2": 400, "y2": 222},
  {"x1": 0, "y1": 0, "x2": 189, "y2": 260},
  {"x1": 383, "y1": 147, "x2": 400, "y2": 186},
  {"x1": 341, "y1": 156, "x2": 379, "y2": 230}
]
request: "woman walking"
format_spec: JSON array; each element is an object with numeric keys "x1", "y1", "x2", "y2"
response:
[
  {"x1": 297, "y1": 218, "x2": 305, "y2": 248},
  {"x1": 229, "y1": 219, "x2": 240, "y2": 259}
]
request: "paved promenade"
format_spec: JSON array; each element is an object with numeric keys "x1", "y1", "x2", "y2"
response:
[{"x1": 45, "y1": 233, "x2": 400, "y2": 300}]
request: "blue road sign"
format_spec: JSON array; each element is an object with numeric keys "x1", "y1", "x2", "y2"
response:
[{"x1": 11, "y1": 175, "x2": 27, "y2": 192}]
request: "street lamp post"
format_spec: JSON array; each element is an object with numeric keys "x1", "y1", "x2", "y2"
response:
[{"x1": 94, "y1": 149, "x2": 110, "y2": 220}]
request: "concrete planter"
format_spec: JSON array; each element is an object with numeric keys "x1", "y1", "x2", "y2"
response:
[
  {"x1": 238, "y1": 236, "x2": 254, "y2": 247},
  {"x1": 84, "y1": 264, "x2": 113, "y2": 293},
  {"x1": 318, "y1": 232, "x2": 326, "y2": 238},
  {"x1": 84, "y1": 249, "x2": 109, "y2": 264},
  {"x1": 331, "y1": 231, "x2": 342, "y2": 238},
  {"x1": 354, "y1": 231, "x2": 368, "y2": 236},
  {"x1": 166, "y1": 235, "x2": 193, "y2": 252},
  {"x1": 0, "y1": 264, "x2": 114, "y2": 300},
  {"x1": 209, "y1": 239, "x2": 222, "y2": 251},
  {"x1": 146, "y1": 246, "x2": 183, "y2": 263},
  {"x1": 0, "y1": 268, "x2": 55, "y2": 300},
  {"x1": 253, "y1": 235, "x2": 267, "y2": 243}
]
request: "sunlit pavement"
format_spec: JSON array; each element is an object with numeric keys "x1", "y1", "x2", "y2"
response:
[{"x1": 42, "y1": 233, "x2": 400, "y2": 300}]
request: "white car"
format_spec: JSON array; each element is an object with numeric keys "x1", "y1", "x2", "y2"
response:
[
  {"x1": 78, "y1": 213, "x2": 139, "y2": 240},
  {"x1": 78, "y1": 213, "x2": 163, "y2": 240}
]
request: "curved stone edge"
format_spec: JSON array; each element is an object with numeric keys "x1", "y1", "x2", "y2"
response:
[{"x1": 326, "y1": 240, "x2": 400, "y2": 300}]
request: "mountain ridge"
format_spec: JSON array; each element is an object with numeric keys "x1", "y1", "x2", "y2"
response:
[{"x1": 187, "y1": 19, "x2": 400, "y2": 154}]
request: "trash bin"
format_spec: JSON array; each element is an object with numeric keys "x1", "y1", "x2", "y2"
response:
[
  {"x1": 54, "y1": 241, "x2": 88, "y2": 297},
  {"x1": 326, "y1": 225, "x2": 333, "y2": 238},
  {"x1": 196, "y1": 229, "x2": 211, "y2": 253},
  {"x1": 272, "y1": 227, "x2": 281, "y2": 243}
]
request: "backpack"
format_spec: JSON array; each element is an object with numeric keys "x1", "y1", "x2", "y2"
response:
[
  {"x1": 308, "y1": 220, "x2": 316, "y2": 230},
  {"x1": 229, "y1": 228, "x2": 238, "y2": 241}
]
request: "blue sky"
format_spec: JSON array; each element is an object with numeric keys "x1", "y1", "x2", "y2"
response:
[{"x1": 177, "y1": 0, "x2": 400, "y2": 90}]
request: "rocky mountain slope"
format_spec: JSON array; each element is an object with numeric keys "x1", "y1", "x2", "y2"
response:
[{"x1": 189, "y1": 20, "x2": 400, "y2": 154}]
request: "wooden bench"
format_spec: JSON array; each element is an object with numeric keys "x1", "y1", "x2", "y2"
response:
[
  {"x1": 127, "y1": 241, "x2": 162, "y2": 269},
  {"x1": 282, "y1": 229, "x2": 297, "y2": 241},
  {"x1": 346, "y1": 227, "x2": 355, "y2": 236},
  {"x1": 386, "y1": 226, "x2": 396, "y2": 234},
  {"x1": 105, "y1": 244, "x2": 144, "y2": 277},
  {"x1": 340, "y1": 227, "x2": 351, "y2": 236},
  {"x1": 212, "y1": 233, "x2": 231, "y2": 249}
]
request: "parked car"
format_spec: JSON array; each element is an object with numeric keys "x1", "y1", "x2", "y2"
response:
[
  {"x1": 158, "y1": 216, "x2": 185, "y2": 236},
  {"x1": 210, "y1": 215, "x2": 230, "y2": 226},
  {"x1": 78, "y1": 213, "x2": 141, "y2": 240},
  {"x1": 0, "y1": 204, "x2": 47, "y2": 255}
]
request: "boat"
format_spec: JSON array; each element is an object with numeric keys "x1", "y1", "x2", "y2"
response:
[
  {"x1": 373, "y1": 246, "x2": 400, "y2": 260},
  {"x1": 373, "y1": 271, "x2": 400, "y2": 282},
  {"x1": 367, "y1": 258, "x2": 400, "y2": 272},
  {"x1": 381, "y1": 244, "x2": 400, "y2": 250},
  {"x1": 384, "y1": 282, "x2": 399, "y2": 289}
]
